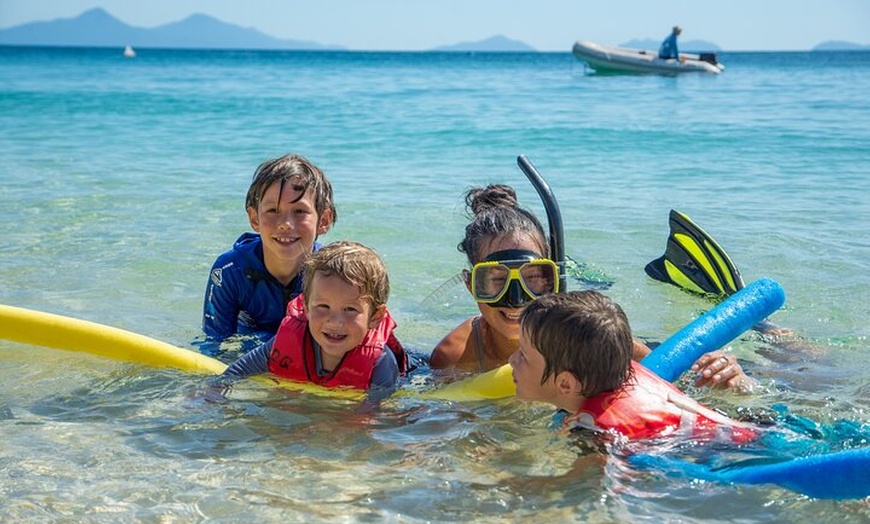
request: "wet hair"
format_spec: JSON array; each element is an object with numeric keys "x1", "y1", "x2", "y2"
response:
[
  {"x1": 458, "y1": 184, "x2": 548, "y2": 264},
  {"x1": 245, "y1": 153, "x2": 337, "y2": 224},
  {"x1": 520, "y1": 291, "x2": 634, "y2": 397},
  {"x1": 302, "y1": 241, "x2": 390, "y2": 310}
]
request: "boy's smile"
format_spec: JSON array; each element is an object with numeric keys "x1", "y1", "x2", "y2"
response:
[
  {"x1": 247, "y1": 180, "x2": 332, "y2": 285},
  {"x1": 305, "y1": 272, "x2": 382, "y2": 371}
]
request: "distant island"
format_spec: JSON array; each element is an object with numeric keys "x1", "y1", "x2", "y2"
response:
[
  {"x1": 432, "y1": 35, "x2": 535, "y2": 52},
  {"x1": 0, "y1": 8, "x2": 341, "y2": 50},
  {"x1": 812, "y1": 40, "x2": 870, "y2": 51},
  {"x1": 0, "y1": 8, "x2": 534, "y2": 52},
  {"x1": 1, "y1": 8, "x2": 867, "y2": 52},
  {"x1": 619, "y1": 38, "x2": 870, "y2": 53},
  {"x1": 620, "y1": 38, "x2": 721, "y2": 52}
]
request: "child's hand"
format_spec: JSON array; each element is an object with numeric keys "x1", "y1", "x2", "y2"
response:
[
  {"x1": 181, "y1": 383, "x2": 230, "y2": 410},
  {"x1": 202, "y1": 384, "x2": 230, "y2": 404},
  {"x1": 691, "y1": 350, "x2": 757, "y2": 392}
]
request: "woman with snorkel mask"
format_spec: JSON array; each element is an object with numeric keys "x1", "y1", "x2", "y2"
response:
[
  {"x1": 430, "y1": 157, "x2": 754, "y2": 390},
  {"x1": 429, "y1": 183, "x2": 565, "y2": 371}
]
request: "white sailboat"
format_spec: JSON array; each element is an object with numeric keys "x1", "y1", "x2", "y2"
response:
[{"x1": 123, "y1": 45, "x2": 136, "y2": 58}]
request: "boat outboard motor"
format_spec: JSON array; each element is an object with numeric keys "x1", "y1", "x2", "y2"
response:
[{"x1": 699, "y1": 52, "x2": 719, "y2": 65}]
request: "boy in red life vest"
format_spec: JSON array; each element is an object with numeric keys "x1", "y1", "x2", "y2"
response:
[
  {"x1": 214, "y1": 241, "x2": 407, "y2": 397},
  {"x1": 508, "y1": 291, "x2": 757, "y2": 443}
]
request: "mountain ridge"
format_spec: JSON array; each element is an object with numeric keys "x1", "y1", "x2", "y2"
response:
[
  {"x1": 0, "y1": 8, "x2": 341, "y2": 50},
  {"x1": 619, "y1": 38, "x2": 721, "y2": 52},
  {"x1": 432, "y1": 35, "x2": 536, "y2": 52},
  {"x1": 0, "y1": 8, "x2": 533, "y2": 52}
]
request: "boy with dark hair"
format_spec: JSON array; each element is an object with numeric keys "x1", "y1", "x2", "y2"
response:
[
  {"x1": 510, "y1": 291, "x2": 756, "y2": 442},
  {"x1": 203, "y1": 153, "x2": 336, "y2": 344}
]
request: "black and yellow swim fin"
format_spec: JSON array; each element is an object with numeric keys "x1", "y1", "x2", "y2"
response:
[{"x1": 645, "y1": 210, "x2": 745, "y2": 297}]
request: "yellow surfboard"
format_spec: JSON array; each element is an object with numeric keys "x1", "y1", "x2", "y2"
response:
[{"x1": 0, "y1": 304, "x2": 515, "y2": 401}]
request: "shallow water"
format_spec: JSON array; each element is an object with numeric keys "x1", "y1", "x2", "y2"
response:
[{"x1": 1, "y1": 46, "x2": 869, "y2": 521}]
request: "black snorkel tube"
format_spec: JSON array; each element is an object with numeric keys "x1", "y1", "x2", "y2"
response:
[{"x1": 516, "y1": 155, "x2": 567, "y2": 293}]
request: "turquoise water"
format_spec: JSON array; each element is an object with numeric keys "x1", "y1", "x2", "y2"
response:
[{"x1": 1, "y1": 46, "x2": 869, "y2": 521}]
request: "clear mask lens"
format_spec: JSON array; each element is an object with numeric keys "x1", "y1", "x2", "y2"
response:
[{"x1": 471, "y1": 259, "x2": 558, "y2": 304}]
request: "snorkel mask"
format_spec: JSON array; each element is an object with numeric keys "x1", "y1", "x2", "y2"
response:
[{"x1": 470, "y1": 249, "x2": 559, "y2": 308}]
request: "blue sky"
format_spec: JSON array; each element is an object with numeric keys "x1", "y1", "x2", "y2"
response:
[{"x1": 1, "y1": 0, "x2": 868, "y2": 51}]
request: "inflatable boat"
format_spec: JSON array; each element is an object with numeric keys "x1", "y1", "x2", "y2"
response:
[{"x1": 572, "y1": 40, "x2": 724, "y2": 75}]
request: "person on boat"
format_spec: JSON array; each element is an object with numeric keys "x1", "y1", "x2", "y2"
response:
[
  {"x1": 658, "y1": 26, "x2": 683, "y2": 61},
  {"x1": 213, "y1": 241, "x2": 407, "y2": 398},
  {"x1": 200, "y1": 153, "x2": 336, "y2": 353},
  {"x1": 429, "y1": 184, "x2": 752, "y2": 390},
  {"x1": 510, "y1": 290, "x2": 759, "y2": 441}
]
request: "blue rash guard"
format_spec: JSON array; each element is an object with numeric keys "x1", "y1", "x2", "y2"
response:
[
  {"x1": 658, "y1": 32, "x2": 679, "y2": 60},
  {"x1": 202, "y1": 232, "x2": 321, "y2": 343}
]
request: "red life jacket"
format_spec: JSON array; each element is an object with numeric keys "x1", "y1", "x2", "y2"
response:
[
  {"x1": 563, "y1": 361, "x2": 758, "y2": 443},
  {"x1": 267, "y1": 295, "x2": 407, "y2": 390}
]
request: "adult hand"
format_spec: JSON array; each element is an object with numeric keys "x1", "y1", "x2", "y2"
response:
[{"x1": 690, "y1": 350, "x2": 757, "y2": 392}]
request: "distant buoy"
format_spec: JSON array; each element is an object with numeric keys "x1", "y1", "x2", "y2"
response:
[{"x1": 123, "y1": 45, "x2": 136, "y2": 58}]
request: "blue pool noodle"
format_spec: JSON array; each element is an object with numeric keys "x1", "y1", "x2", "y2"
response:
[
  {"x1": 634, "y1": 278, "x2": 870, "y2": 499},
  {"x1": 629, "y1": 447, "x2": 870, "y2": 500},
  {"x1": 641, "y1": 277, "x2": 786, "y2": 382}
]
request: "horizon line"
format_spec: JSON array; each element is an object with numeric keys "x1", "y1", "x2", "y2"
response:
[{"x1": 2, "y1": 43, "x2": 863, "y2": 54}]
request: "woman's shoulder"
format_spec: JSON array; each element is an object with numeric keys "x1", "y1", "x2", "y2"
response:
[{"x1": 429, "y1": 317, "x2": 477, "y2": 368}]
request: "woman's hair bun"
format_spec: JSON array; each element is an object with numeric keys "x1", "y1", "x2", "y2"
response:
[{"x1": 465, "y1": 184, "x2": 518, "y2": 216}]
